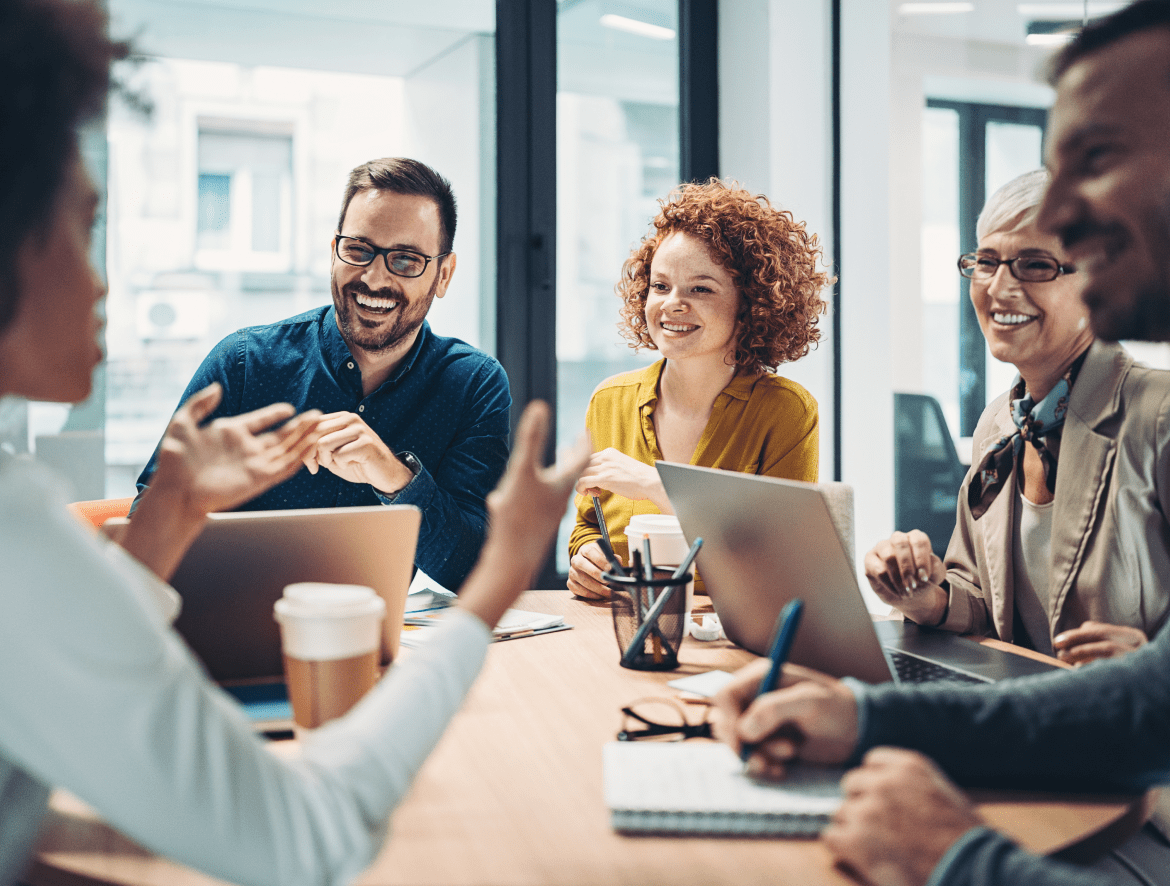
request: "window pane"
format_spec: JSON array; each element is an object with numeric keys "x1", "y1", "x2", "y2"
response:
[
  {"x1": 920, "y1": 106, "x2": 961, "y2": 439},
  {"x1": 985, "y1": 121, "x2": 1043, "y2": 198},
  {"x1": 93, "y1": 3, "x2": 495, "y2": 498},
  {"x1": 197, "y1": 173, "x2": 231, "y2": 241},
  {"x1": 555, "y1": 0, "x2": 680, "y2": 572}
]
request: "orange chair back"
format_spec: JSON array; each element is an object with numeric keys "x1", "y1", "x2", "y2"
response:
[{"x1": 68, "y1": 496, "x2": 135, "y2": 529}]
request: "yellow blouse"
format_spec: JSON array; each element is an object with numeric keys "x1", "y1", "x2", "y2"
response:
[{"x1": 568, "y1": 359, "x2": 819, "y2": 590}]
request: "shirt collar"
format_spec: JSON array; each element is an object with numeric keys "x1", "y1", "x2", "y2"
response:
[
  {"x1": 388, "y1": 320, "x2": 431, "y2": 383},
  {"x1": 636, "y1": 360, "x2": 666, "y2": 410},
  {"x1": 721, "y1": 370, "x2": 756, "y2": 401},
  {"x1": 321, "y1": 307, "x2": 432, "y2": 386},
  {"x1": 636, "y1": 359, "x2": 754, "y2": 409}
]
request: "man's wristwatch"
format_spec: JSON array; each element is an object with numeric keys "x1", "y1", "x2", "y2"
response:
[
  {"x1": 379, "y1": 451, "x2": 421, "y2": 501},
  {"x1": 397, "y1": 450, "x2": 422, "y2": 479}
]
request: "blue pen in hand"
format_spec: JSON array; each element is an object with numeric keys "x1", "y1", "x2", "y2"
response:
[{"x1": 739, "y1": 598, "x2": 804, "y2": 764}]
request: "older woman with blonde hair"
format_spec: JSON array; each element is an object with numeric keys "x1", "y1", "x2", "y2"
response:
[
  {"x1": 567, "y1": 179, "x2": 832, "y2": 598},
  {"x1": 866, "y1": 168, "x2": 1170, "y2": 666}
]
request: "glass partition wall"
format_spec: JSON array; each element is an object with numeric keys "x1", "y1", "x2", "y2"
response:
[
  {"x1": 554, "y1": 0, "x2": 680, "y2": 572},
  {"x1": 6, "y1": 0, "x2": 693, "y2": 590},
  {"x1": 13, "y1": 1, "x2": 496, "y2": 505},
  {"x1": 6, "y1": 1, "x2": 1116, "y2": 589}
]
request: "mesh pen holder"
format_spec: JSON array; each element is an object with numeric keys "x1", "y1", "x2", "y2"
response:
[{"x1": 607, "y1": 567, "x2": 691, "y2": 671}]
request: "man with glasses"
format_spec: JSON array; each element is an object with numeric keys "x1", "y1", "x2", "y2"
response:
[
  {"x1": 716, "y1": 2, "x2": 1170, "y2": 884},
  {"x1": 137, "y1": 158, "x2": 510, "y2": 591}
]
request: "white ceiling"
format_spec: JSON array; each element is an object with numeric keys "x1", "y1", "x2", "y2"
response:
[
  {"x1": 110, "y1": 0, "x2": 495, "y2": 77},
  {"x1": 111, "y1": 0, "x2": 680, "y2": 101},
  {"x1": 111, "y1": 1, "x2": 1121, "y2": 96},
  {"x1": 891, "y1": 0, "x2": 1126, "y2": 45}
]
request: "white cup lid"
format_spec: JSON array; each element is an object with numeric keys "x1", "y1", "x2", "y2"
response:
[
  {"x1": 274, "y1": 583, "x2": 385, "y2": 660},
  {"x1": 277, "y1": 582, "x2": 384, "y2": 618},
  {"x1": 626, "y1": 514, "x2": 682, "y2": 536}
]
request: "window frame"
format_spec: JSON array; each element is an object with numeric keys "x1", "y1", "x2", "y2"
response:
[{"x1": 496, "y1": 0, "x2": 719, "y2": 588}]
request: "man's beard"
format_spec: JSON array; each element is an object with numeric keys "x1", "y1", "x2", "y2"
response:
[
  {"x1": 331, "y1": 275, "x2": 439, "y2": 354},
  {"x1": 1085, "y1": 278, "x2": 1170, "y2": 343},
  {"x1": 1058, "y1": 198, "x2": 1170, "y2": 343}
]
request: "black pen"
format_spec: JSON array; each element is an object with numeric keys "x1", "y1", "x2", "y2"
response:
[
  {"x1": 740, "y1": 598, "x2": 804, "y2": 763},
  {"x1": 591, "y1": 494, "x2": 627, "y2": 577}
]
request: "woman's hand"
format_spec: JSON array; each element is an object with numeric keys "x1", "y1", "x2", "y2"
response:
[
  {"x1": 149, "y1": 384, "x2": 324, "y2": 516},
  {"x1": 457, "y1": 402, "x2": 590, "y2": 630},
  {"x1": 574, "y1": 448, "x2": 671, "y2": 513},
  {"x1": 864, "y1": 530, "x2": 949, "y2": 626},
  {"x1": 1053, "y1": 621, "x2": 1148, "y2": 665},
  {"x1": 122, "y1": 383, "x2": 324, "y2": 581},
  {"x1": 567, "y1": 541, "x2": 614, "y2": 600}
]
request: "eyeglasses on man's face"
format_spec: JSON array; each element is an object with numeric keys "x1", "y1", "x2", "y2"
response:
[
  {"x1": 957, "y1": 252, "x2": 1076, "y2": 284},
  {"x1": 617, "y1": 697, "x2": 712, "y2": 742},
  {"x1": 334, "y1": 235, "x2": 450, "y2": 279}
]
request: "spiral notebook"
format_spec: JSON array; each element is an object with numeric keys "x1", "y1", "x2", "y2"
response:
[{"x1": 603, "y1": 742, "x2": 843, "y2": 837}]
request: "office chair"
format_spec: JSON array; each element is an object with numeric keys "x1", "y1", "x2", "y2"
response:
[
  {"x1": 814, "y1": 481, "x2": 855, "y2": 566},
  {"x1": 68, "y1": 496, "x2": 135, "y2": 529},
  {"x1": 893, "y1": 393, "x2": 968, "y2": 558}
]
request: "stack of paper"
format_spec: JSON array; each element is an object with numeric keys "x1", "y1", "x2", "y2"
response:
[{"x1": 401, "y1": 590, "x2": 571, "y2": 647}]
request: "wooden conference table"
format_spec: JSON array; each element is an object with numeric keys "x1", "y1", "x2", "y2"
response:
[{"x1": 30, "y1": 591, "x2": 1148, "y2": 886}]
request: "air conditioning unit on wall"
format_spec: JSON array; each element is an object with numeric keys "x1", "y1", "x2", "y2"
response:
[{"x1": 136, "y1": 290, "x2": 211, "y2": 340}]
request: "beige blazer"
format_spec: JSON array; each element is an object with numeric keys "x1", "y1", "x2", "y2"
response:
[{"x1": 940, "y1": 340, "x2": 1170, "y2": 645}]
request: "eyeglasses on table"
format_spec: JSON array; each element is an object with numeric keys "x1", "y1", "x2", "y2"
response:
[{"x1": 617, "y1": 696, "x2": 713, "y2": 742}]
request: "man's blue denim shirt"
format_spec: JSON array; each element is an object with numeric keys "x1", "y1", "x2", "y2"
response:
[{"x1": 137, "y1": 307, "x2": 511, "y2": 590}]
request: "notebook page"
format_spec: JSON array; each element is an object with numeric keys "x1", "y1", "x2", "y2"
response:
[{"x1": 604, "y1": 741, "x2": 843, "y2": 835}]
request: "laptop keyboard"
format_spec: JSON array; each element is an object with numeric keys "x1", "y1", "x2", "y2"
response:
[{"x1": 888, "y1": 650, "x2": 989, "y2": 685}]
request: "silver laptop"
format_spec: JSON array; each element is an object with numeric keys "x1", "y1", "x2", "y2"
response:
[
  {"x1": 107, "y1": 505, "x2": 419, "y2": 683},
  {"x1": 657, "y1": 463, "x2": 1058, "y2": 685}
]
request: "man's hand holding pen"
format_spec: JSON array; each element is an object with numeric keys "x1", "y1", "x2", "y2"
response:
[
  {"x1": 712, "y1": 658, "x2": 859, "y2": 780},
  {"x1": 712, "y1": 655, "x2": 980, "y2": 886}
]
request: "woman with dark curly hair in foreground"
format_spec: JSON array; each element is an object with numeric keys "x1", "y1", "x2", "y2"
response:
[
  {"x1": 0, "y1": 1, "x2": 586, "y2": 881},
  {"x1": 567, "y1": 179, "x2": 833, "y2": 599}
]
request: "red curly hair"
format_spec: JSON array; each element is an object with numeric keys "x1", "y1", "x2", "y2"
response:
[{"x1": 616, "y1": 179, "x2": 832, "y2": 373}]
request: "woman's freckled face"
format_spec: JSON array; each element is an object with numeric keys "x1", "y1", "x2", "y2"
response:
[{"x1": 644, "y1": 231, "x2": 740, "y2": 365}]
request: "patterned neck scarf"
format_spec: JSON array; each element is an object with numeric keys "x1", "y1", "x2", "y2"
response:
[{"x1": 967, "y1": 351, "x2": 1087, "y2": 520}]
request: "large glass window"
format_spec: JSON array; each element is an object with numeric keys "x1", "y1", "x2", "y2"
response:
[
  {"x1": 554, "y1": 0, "x2": 680, "y2": 571},
  {"x1": 24, "y1": 3, "x2": 496, "y2": 500}
]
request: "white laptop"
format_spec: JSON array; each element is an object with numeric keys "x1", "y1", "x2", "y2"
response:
[
  {"x1": 657, "y1": 463, "x2": 1058, "y2": 685},
  {"x1": 107, "y1": 505, "x2": 419, "y2": 683}
]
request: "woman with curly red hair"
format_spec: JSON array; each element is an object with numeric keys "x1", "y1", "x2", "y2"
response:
[{"x1": 567, "y1": 179, "x2": 833, "y2": 598}]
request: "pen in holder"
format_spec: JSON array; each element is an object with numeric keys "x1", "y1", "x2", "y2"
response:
[{"x1": 607, "y1": 566, "x2": 690, "y2": 671}]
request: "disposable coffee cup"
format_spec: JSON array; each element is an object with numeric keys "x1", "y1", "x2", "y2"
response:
[
  {"x1": 274, "y1": 583, "x2": 385, "y2": 736},
  {"x1": 625, "y1": 514, "x2": 695, "y2": 632}
]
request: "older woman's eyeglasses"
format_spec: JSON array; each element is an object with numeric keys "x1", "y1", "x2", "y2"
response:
[
  {"x1": 617, "y1": 697, "x2": 712, "y2": 742},
  {"x1": 957, "y1": 253, "x2": 1076, "y2": 283},
  {"x1": 334, "y1": 235, "x2": 450, "y2": 279}
]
